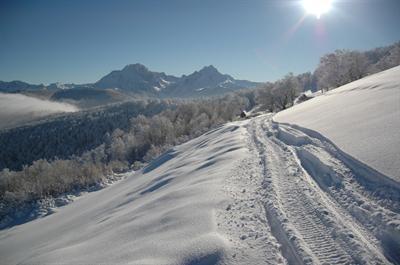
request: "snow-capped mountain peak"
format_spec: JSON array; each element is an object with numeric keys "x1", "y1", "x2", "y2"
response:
[
  {"x1": 164, "y1": 65, "x2": 259, "y2": 97},
  {"x1": 93, "y1": 63, "x2": 260, "y2": 97},
  {"x1": 94, "y1": 64, "x2": 178, "y2": 95}
]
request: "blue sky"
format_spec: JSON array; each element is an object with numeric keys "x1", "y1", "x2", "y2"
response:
[{"x1": 1, "y1": 0, "x2": 399, "y2": 84}]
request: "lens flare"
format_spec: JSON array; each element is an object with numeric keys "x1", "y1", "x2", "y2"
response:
[{"x1": 302, "y1": 0, "x2": 332, "y2": 19}]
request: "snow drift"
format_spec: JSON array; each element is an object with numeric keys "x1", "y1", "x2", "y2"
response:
[
  {"x1": 0, "y1": 123, "x2": 255, "y2": 265},
  {"x1": 274, "y1": 66, "x2": 400, "y2": 182}
]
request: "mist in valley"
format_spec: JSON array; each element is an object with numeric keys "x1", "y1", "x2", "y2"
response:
[{"x1": 0, "y1": 92, "x2": 78, "y2": 129}]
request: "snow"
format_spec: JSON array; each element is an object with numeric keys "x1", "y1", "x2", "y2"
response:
[
  {"x1": 0, "y1": 122, "x2": 275, "y2": 265},
  {"x1": 249, "y1": 116, "x2": 398, "y2": 264},
  {"x1": 160, "y1": 78, "x2": 172, "y2": 85},
  {"x1": 222, "y1": 78, "x2": 233, "y2": 84},
  {"x1": 1, "y1": 68, "x2": 399, "y2": 264},
  {"x1": 220, "y1": 78, "x2": 234, "y2": 86},
  {"x1": 51, "y1": 82, "x2": 71, "y2": 90},
  {"x1": 154, "y1": 78, "x2": 173, "y2": 91},
  {"x1": 274, "y1": 66, "x2": 400, "y2": 182}
]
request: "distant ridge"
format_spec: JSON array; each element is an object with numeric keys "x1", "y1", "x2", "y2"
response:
[
  {"x1": 94, "y1": 64, "x2": 260, "y2": 97},
  {"x1": 0, "y1": 64, "x2": 261, "y2": 100}
]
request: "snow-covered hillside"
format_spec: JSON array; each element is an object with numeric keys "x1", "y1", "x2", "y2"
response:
[
  {"x1": 274, "y1": 66, "x2": 400, "y2": 182},
  {"x1": 1, "y1": 68, "x2": 399, "y2": 265},
  {"x1": 0, "y1": 122, "x2": 278, "y2": 265}
]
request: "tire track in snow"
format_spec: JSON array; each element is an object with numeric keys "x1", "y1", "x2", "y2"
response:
[
  {"x1": 275, "y1": 122, "x2": 400, "y2": 264},
  {"x1": 247, "y1": 114, "x2": 392, "y2": 264}
]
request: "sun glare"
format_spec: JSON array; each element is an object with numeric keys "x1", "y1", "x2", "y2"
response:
[{"x1": 302, "y1": 0, "x2": 332, "y2": 19}]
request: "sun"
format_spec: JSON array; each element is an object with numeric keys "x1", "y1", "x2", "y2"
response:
[{"x1": 302, "y1": 0, "x2": 332, "y2": 19}]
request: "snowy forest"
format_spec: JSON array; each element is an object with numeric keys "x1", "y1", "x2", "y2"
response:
[{"x1": 1, "y1": 41, "x2": 399, "y2": 226}]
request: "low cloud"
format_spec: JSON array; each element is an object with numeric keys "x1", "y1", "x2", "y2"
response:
[{"x1": 0, "y1": 93, "x2": 78, "y2": 129}]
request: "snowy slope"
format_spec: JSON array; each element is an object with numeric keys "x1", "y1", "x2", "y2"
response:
[
  {"x1": 1, "y1": 68, "x2": 400, "y2": 265},
  {"x1": 0, "y1": 122, "x2": 285, "y2": 265},
  {"x1": 275, "y1": 66, "x2": 400, "y2": 182},
  {"x1": 1, "y1": 115, "x2": 399, "y2": 264}
]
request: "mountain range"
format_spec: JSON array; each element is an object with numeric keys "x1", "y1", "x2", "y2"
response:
[
  {"x1": 0, "y1": 64, "x2": 261, "y2": 105},
  {"x1": 95, "y1": 64, "x2": 259, "y2": 97}
]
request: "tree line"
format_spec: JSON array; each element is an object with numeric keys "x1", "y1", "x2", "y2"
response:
[{"x1": 314, "y1": 41, "x2": 400, "y2": 90}]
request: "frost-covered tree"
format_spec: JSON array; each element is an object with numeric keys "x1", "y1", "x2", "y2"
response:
[
  {"x1": 314, "y1": 43, "x2": 400, "y2": 91},
  {"x1": 272, "y1": 73, "x2": 300, "y2": 110},
  {"x1": 257, "y1": 84, "x2": 275, "y2": 112},
  {"x1": 314, "y1": 51, "x2": 343, "y2": 90},
  {"x1": 369, "y1": 42, "x2": 400, "y2": 73}
]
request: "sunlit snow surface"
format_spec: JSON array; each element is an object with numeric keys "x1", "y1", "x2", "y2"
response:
[
  {"x1": 0, "y1": 123, "x2": 258, "y2": 265},
  {"x1": 1, "y1": 67, "x2": 399, "y2": 265},
  {"x1": 275, "y1": 66, "x2": 400, "y2": 181}
]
